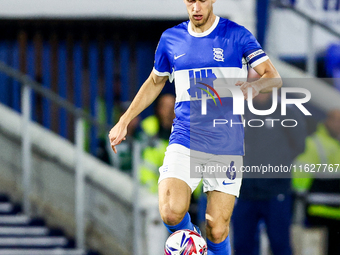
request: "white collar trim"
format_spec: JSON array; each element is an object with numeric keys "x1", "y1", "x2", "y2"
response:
[{"x1": 188, "y1": 16, "x2": 220, "y2": 37}]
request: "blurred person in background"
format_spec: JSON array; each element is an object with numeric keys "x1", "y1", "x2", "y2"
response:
[
  {"x1": 92, "y1": 74, "x2": 142, "y2": 169},
  {"x1": 293, "y1": 109, "x2": 340, "y2": 255},
  {"x1": 139, "y1": 93, "x2": 175, "y2": 193},
  {"x1": 109, "y1": 101, "x2": 142, "y2": 174},
  {"x1": 232, "y1": 69, "x2": 307, "y2": 255},
  {"x1": 109, "y1": 93, "x2": 176, "y2": 186}
]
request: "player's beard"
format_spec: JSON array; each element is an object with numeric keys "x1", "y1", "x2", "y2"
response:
[{"x1": 191, "y1": 7, "x2": 213, "y2": 29}]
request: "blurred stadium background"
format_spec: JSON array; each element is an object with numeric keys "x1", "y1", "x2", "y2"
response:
[{"x1": 0, "y1": 0, "x2": 339, "y2": 254}]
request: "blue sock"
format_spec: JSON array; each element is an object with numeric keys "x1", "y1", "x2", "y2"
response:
[
  {"x1": 163, "y1": 212, "x2": 194, "y2": 234},
  {"x1": 207, "y1": 236, "x2": 231, "y2": 255}
]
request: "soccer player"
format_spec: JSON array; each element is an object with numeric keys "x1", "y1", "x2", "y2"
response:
[{"x1": 109, "y1": 0, "x2": 282, "y2": 254}]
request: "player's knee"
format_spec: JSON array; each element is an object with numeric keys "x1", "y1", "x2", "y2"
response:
[
  {"x1": 206, "y1": 218, "x2": 230, "y2": 242},
  {"x1": 207, "y1": 225, "x2": 228, "y2": 242},
  {"x1": 160, "y1": 204, "x2": 186, "y2": 226}
]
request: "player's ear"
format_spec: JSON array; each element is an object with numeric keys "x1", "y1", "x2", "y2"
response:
[{"x1": 212, "y1": 0, "x2": 217, "y2": 3}]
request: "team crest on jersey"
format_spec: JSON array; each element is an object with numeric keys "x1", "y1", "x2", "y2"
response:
[{"x1": 213, "y1": 48, "x2": 224, "y2": 62}]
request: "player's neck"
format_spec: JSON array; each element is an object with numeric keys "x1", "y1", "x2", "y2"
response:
[{"x1": 190, "y1": 13, "x2": 217, "y2": 34}]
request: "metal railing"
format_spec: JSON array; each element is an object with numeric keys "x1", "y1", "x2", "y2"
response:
[
  {"x1": 0, "y1": 60, "x2": 142, "y2": 254},
  {"x1": 273, "y1": 0, "x2": 340, "y2": 76},
  {"x1": 0, "y1": 60, "x2": 99, "y2": 252}
]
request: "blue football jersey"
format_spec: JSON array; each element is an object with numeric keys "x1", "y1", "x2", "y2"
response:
[{"x1": 153, "y1": 16, "x2": 269, "y2": 155}]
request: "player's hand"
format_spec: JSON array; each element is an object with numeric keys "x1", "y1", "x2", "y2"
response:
[
  {"x1": 108, "y1": 122, "x2": 127, "y2": 154},
  {"x1": 235, "y1": 81, "x2": 260, "y2": 100}
]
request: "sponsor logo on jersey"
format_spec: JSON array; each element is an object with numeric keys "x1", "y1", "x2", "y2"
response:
[
  {"x1": 222, "y1": 181, "x2": 235, "y2": 185},
  {"x1": 187, "y1": 69, "x2": 218, "y2": 99},
  {"x1": 174, "y1": 53, "x2": 186, "y2": 60},
  {"x1": 187, "y1": 69, "x2": 222, "y2": 115}
]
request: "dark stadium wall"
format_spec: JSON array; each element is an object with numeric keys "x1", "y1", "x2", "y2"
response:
[{"x1": 0, "y1": 19, "x2": 179, "y2": 155}]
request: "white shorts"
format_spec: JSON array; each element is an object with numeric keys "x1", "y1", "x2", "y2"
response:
[{"x1": 158, "y1": 144, "x2": 243, "y2": 197}]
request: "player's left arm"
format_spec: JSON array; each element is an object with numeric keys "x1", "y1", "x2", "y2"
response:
[{"x1": 237, "y1": 59, "x2": 282, "y2": 100}]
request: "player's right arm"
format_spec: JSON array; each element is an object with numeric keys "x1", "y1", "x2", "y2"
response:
[{"x1": 109, "y1": 71, "x2": 168, "y2": 153}]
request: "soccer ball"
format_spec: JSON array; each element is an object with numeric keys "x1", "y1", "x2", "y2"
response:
[{"x1": 164, "y1": 229, "x2": 208, "y2": 255}]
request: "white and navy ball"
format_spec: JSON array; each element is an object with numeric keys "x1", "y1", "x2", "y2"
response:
[{"x1": 164, "y1": 229, "x2": 207, "y2": 255}]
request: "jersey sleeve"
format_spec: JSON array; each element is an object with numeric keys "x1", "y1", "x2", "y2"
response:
[
  {"x1": 153, "y1": 32, "x2": 172, "y2": 79},
  {"x1": 239, "y1": 27, "x2": 269, "y2": 68}
]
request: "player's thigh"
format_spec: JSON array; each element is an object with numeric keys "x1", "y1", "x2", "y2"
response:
[
  {"x1": 158, "y1": 144, "x2": 202, "y2": 216},
  {"x1": 205, "y1": 190, "x2": 235, "y2": 229},
  {"x1": 158, "y1": 178, "x2": 192, "y2": 218}
]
